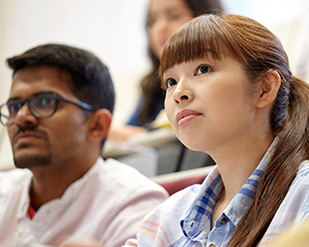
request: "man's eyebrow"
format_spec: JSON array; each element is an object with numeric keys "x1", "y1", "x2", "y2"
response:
[
  {"x1": 7, "y1": 91, "x2": 57, "y2": 102},
  {"x1": 7, "y1": 97, "x2": 22, "y2": 102}
]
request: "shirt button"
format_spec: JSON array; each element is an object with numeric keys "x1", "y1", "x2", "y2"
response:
[
  {"x1": 220, "y1": 218, "x2": 227, "y2": 225},
  {"x1": 18, "y1": 230, "x2": 24, "y2": 237},
  {"x1": 209, "y1": 244, "x2": 216, "y2": 247}
]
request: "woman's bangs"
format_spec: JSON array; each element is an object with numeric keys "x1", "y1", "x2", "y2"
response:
[{"x1": 160, "y1": 15, "x2": 234, "y2": 78}]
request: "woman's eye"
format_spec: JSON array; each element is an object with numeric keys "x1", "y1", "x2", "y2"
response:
[
  {"x1": 146, "y1": 17, "x2": 155, "y2": 28},
  {"x1": 195, "y1": 64, "x2": 211, "y2": 75},
  {"x1": 165, "y1": 78, "x2": 177, "y2": 88},
  {"x1": 168, "y1": 13, "x2": 182, "y2": 22}
]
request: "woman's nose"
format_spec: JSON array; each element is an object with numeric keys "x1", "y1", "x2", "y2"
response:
[
  {"x1": 154, "y1": 16, "x2": 169, "y2": 33},
  {"x1": 173, "y1": 80, "x2": 193, "y2": 104}
]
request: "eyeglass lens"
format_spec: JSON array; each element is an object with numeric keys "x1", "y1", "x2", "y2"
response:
[
  {"x1": 0, "y1": 93, "x2": 57, "y2": 125},
  {"x1": 29, "y1": 93, "x2": 57, "y2": 117}
]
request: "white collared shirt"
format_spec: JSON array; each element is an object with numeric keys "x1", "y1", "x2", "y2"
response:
[{"x1": 0, "y1": 157, "x2": 168, "y2": 247}]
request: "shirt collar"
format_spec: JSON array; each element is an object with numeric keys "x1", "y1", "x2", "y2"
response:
[
  {"x1": 59, "y1": 157, "x2": 104, "y2": 203},
  {"x1": 17, "y1": 169, "x2": 33, "y2": 218},
  {"x1": 17, "y1": 157, "x2": 104, "y2": 218},
  {"x1": 180, "y1": 136, "x2": 279, "y2": 240}
]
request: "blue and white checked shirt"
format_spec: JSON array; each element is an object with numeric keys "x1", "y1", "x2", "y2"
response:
[{"x1": 125, "y1": 137, "x2": 309, "y2": 246}]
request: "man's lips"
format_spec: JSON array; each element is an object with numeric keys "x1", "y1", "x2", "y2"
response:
[
  {"x1": 13, "y1": 131, "x2": 42, "y2": 145},
  {"x1": 176, "y1": 109, "x2": 202, "y2": 126}
]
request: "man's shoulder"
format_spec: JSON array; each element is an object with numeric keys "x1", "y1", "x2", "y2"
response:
[
  {"x1": 0, "y1": 168, "x2": 31, "y2": 182},
  {"x1": 101, "y1": 158, "x2": 150, "y2": 178},
  {"x1": 96, "y1": 158, "x2": 167, "y2": 192},
  {"x1": 0, "y1": 168, "x2": 32, "y2": 194}
]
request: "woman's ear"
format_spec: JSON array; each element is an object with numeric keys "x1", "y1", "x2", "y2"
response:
[
  {"x1": 256, "y1": 70, "x2": 281, "y2": 108},
  {"x1": 87, "y1": 109, "x2": 112, "y2": 142}
]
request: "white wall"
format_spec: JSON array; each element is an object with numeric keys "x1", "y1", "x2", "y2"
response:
[
  {"x1": 0, "y1": 0, "x2": 308, "y2": 169},
  {"x1": 221, "y1": 0, "x2": 309, "y2": 79}
]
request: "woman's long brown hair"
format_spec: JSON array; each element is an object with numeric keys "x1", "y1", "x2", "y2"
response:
[{"x1": 159, "y1": 14, "x2": 309, "y2": 246}]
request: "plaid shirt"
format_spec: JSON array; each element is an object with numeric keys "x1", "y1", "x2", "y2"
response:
[{"x1": 125, "y1": 137, "x2": 309, "y2": 246}]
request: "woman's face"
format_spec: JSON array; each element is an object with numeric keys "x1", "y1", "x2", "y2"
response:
[
  {"x1": 163, "y1": 56, "x2": 260, "y2": 154},
  {"x1": 147, "y1": 0, "x2": 194, "y2": 59}
]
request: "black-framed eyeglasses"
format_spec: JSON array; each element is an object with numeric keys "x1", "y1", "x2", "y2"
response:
[{"x1": 0, "y1": 91, "x2": 95, "y2": 126}]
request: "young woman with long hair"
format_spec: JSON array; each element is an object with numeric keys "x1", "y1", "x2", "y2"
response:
[{"x1": 125, "y1": 13, "x2": 309, "y2": 247}]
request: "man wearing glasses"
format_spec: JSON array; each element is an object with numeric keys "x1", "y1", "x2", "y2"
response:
[{"x1": 0, "y1": 44, "x2": 168, "y2": 247}]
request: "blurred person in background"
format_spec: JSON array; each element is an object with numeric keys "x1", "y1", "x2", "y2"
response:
[{"x1": 109, "y1": 0, "x2": 223, "y2": 141}]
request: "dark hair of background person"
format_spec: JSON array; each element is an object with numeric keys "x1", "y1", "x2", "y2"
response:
[
  {"x1": 137, "y1": 0, "x2": 223, "y2": 126},
  {"x1": 7, "y1": 43, "x2": 115, "y2": 148},
  {"x1": 159, "y1": 14, "x2": 309, "y2": 247}
]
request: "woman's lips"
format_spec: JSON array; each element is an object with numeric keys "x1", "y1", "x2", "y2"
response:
[{"x1": 176, "y1": 109, "x2": 202, "y2": 126}]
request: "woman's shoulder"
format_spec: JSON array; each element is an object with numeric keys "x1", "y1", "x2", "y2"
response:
[
  {"x1": 145, "y1": 184, "x2": 202, "y2": 219},
  {"x1": 295, "y1": 160, "x2": 309, "y2": 179},
  {"x1": 287, "y1": 160, "x2": 309, "y2": 199}
]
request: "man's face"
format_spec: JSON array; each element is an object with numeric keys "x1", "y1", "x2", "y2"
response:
[{"x1": 7, "y1": 66, "x2": 90, "y2": 169}]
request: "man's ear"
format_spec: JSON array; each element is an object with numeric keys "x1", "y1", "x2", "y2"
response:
[
  {"x1": 87, "y1": 109, "x2": 112, "y2": 142},
  {"x1": 256, "y1": 70, "x2": 281, "y2": 108}
]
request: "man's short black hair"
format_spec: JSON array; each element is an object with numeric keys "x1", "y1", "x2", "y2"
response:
[{"x1": 7, "y1": 43, "x2": 115, "y2": 114}]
